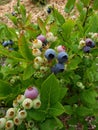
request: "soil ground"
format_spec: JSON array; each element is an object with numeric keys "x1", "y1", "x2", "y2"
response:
[{"x1": 0, "y1": 0, "x2": 67, "y2": 26}]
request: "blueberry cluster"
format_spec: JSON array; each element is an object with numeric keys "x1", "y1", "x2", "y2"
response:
[
  {"x1": 78, "y1": 38, "x2": 95, "y2": 53},
  {"x1": 0, "y1": 86, "x2": 41, "y2": 130},
  {"x1": 31, "y1": 33, "x2": 57, "y2": 78},
  {"x1": 2, "y1": 40, "x2": 14, "y2": 50},
  {"x1": 44, "y1": 46, "x2": 68, "y2": 74}
]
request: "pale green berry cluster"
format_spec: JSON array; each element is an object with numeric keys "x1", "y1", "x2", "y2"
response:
[{"x1": 0, "y1": 91, "x2": 41, "y2": 129}]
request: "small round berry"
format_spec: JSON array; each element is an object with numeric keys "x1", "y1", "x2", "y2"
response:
[
  {"x1": 7, "y1": 40, "x2": 14, "y2": 45},
  {"x1": 0, "y1": 118, "x2": 6, "y2": 129},
  {"x1": 32, "y1": 98, "x2": 41, "y2": 109},
  {"x1": 46, "y1": 32, "x2": 56, "y2": 42},
  {"x1": 79, "y1": 40, "x2": 86, "y2": 49},
  {"x1": 47, "y1": 7, "x2": 51, "y2": 14},
  {"x1": 17, "y1": 110, "x2": 27, "y2": 119},
  {"x1": 6, "y1": 108, "x2": 16, "y2": 119},
  {"x1": 22, "y1": 98, "x2": 33, "y2": 109},
  {"x1": 57, "y1": 52, "x2": 68, "y2": 63},
  {"x1": 2, "y1": 41, "x2": 8, "y2": 47},
  {"x1": 17, "y1": 95, "x2": 25, "y2": 104},
  {"x1": 13, "y1": 116, "x2": 22, "y2": 126},
  {"x1": 83, "y1": 46, "x2": 91, "y2": 53},
  {"x1": 85, "y1": 38, "x2": 95, "y2": 48},
  {"x1": 51, "y1": 63, "x2": 65, "y2": 74},
  {"x1": 24, "y1": 87, "x2": 39, "y2": 99},
  {"x1": 45, "y1": 49, "x2": 56, "y2": 60},
  {"x1": 13, "y1": 99, "x2": 19, "y2": 108},
  {"x1": 40, "y1": 66, "x2": 48, "y2": 72},
  {"x1": 56, "y1": 45, "x2": 65, "y2": 52},
  {"x1": 34, "y1": 56, "x2": 43, "y2": 65},
  {"x1": 37, "y1": 34, "x2": 46, "y2": 43},
  {"x1": 33, "y1": 39, "x2": 42, "y2": 49},
  {"x1": 33, "y1": 62, "x2": 40, "y2": 69},
  {"x1": 5, "y1": 120, "x2": 14, "y2": 130},
  {"x1": 32, "y1": 48, "x2": 42, "y2": 56}
]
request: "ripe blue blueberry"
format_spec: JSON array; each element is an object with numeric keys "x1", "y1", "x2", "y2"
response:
[
  {"x1": 85, "y1": 38, "x2": 95, "y2": 48},
  {"x1": 57, "y1": 52, "x2": 68, "y2": 63},
  {"x1": 45, "y1": 49, "x2": 56, "y2": 60},
  {"x1": 47, "y1": 7, "x2": 51, "y2": 14},
  {"x1": 2, "y1": 41, "x2": 8, "y2": 47},
  {"x1": 7, "y1": 40, "x2": 14, "y2": 45},
  {"x1": 51, "y1": 63, "x2": 64, "y2": 74},
  {"x1": 83, "y1": 46, "x2": 91, "y2": 53}
]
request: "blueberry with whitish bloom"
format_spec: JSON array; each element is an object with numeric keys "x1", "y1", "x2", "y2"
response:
[
  {"x1": 51, "y1": 63, "x2": 65, "y2": 74},
  {"x1": 2, "y1": 41, "x2": 8, "y2": 47},
  {"x1": 45, "y1": 48, "x2": 56, "y2": 60},
  {"x1": 83, "y1": 46, "x2": 91, "y2": 53},
  {"x1": 47, "y1": 7, "x2": 51, "y2": 14},
  {"x1": 57, "y1": 51, "x2": 68, "y2": 63}
]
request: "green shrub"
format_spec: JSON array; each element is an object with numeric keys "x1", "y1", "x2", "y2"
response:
[{"x1": 0, "y1": 0, "x2": 98, "y2": 129}]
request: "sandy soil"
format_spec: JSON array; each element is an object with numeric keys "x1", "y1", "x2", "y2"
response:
[{"x1": 0, "y1": 0, "x2": 67, "y2": 26}]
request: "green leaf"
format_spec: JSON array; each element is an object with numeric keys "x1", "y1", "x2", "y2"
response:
[
  {"x1": 80, "y1": 89, "x2": 97, "y2": 106},
  {"x1": 23, "y1": 63, "x2": 34, "y2": 80},
  {"x1": 41, "y1": 74, "x2": 60, "y2": 109},
  {"x1": 37, "y1": 18, "x2": 46, "y2": 35},
  {"x1": 0, "y1": 80, "x2": 12, "y2": 100},
  {"x1": 86, "y1": 14, "x2": 98, "y2": 33},
  {"x1": 76, "y1": 106, "x2": 93, "y2": 116},
  {"x1": 18, "y1": 34, "x2": 34, "y2": 60},
  {"x1": 65, "y1": 0, "x2": 76, "y2": 13},
  {"x1": 80, "y1": 0, "x2": 90, "y2": 6},
  {"x1": 53, "y1": 9, "x2": 65, "y2": 25},
  {"x1": 49, "y1": 102, "x2": 65, "y2": 116},
  {"x1": 54, "y1": 117, "x2": 64, "y2": 129},
  {"x1": 64, "y1": 105, "x2": 73, "y2": 115},
  {"x1": 0, "y1": 46, "x2": 25, "y2": 62},
  {"x1": 27, "y1": 109, "x2": 46, "y2": 121},
  {"x1": 93, "y1": 0, "x2": 98, "y2": 10},
  {"x1": 59, "y1": 87, "x2": 68, "y2": 101},
  {"x1": 19, "y1": 5, "x2": 26, "y2": 22},
  {"x1": 67, "y1": 56, "x2": 82, "y2": 70},
  {"x1": 40, "y1": 118, "x2": 59, "y2": 130},
  {"x1": 62, "y1": 19, "x2": 75, "y2": 41}
]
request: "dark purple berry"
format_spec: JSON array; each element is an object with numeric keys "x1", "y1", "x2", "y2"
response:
[
  {"x1": 37, "y1": 35, "x2": 46, "y2": 43},
  {"x1": 57, "y1": 52, "x2": 68, "y2": 63},
  {"x1": 45, "y1": 49, "x2": 56, "y2": 60},
  {"x1": 85, "y1": 38, "x2": 95, "y2": 48},
  {"x1": 83, "y1": 46, "x2": 91, "y2": 53}
]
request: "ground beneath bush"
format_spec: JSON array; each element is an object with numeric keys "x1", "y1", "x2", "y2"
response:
[{"x1": 0, "y1": 0, "x2": 67, "y2": 26}]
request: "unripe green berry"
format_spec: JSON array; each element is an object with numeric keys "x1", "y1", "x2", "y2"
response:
[
  {"x1": 13, "y1": 116, "x2": 22, "y2": 126},
  {"x1": 18, "y1": 109, "x2": 27, "y2": 119},
  {"x1": 6, "y1": 108, "x2": 16, "y2": 119},
  {"x1": 0, "y1": 118, "x2": 6, "y2": 129},
  {"x1": 22, "y1": 98, "x2": 33, "y2": 109},
  {"x1": 5, "y1": 120, "x2": 14, "y2": 130},
  {"x1": 32, "y1": 98, "x2": 41, "y2": 109}
]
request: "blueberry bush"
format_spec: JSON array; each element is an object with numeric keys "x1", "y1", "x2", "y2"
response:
[{"x1": 0, "y1": 0, "x2": 98, "y2": 129}]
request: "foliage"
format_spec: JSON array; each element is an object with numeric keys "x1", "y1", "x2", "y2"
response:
[{"x1": 0, "y1": 0, "x2": 98, "y2": 129}]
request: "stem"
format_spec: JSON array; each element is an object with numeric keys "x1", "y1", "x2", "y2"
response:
[{"x1": 82, "y1": 6, "x2": 89, "y2": 27}]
